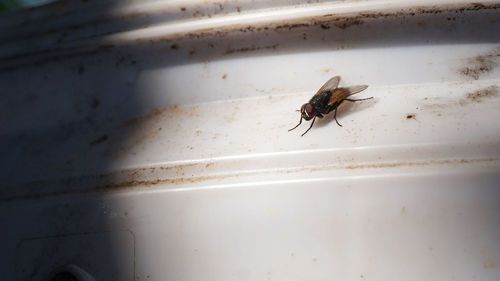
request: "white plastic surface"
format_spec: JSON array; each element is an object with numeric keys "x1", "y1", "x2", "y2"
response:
[{"x1": 1, "y1": 0, "x2": 499, "y2": 280}]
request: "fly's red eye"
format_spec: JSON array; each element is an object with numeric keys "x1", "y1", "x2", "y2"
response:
[{"x1": 305, "y1": 104, "x2": 315, "y2": 116}]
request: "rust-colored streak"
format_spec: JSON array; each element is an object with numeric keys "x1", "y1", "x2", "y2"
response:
[{"x1": 2, "y1": 158, "x2": 497, "y2": 202}]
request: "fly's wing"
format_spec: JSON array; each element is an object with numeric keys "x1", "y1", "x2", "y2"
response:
[
  {"x1": 316, "y1": 76, "x2": 340, "y2": 94},
  {"x1": 328, "y1": 85, "x2": 368, "y2": 106}
]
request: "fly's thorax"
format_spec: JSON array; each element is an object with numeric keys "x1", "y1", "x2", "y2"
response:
[{"x1": 309, "y1": 90, "x2": 334, "y2": 114}]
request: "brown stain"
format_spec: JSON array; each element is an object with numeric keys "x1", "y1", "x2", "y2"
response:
[
  {"x1": 401, "y1": 206, "x2": 406, "y2": 214},
  {"x1": 333, "y1": 18, "x2": 364, "y2": 29},
  {"x1": 89, "y1": 135, "x2": 108, "y2": 145},
  {"x1": 466, "y1": 85, "x2": 498, "y2": 102},
  {"x1": 2, "y1": 3, "x2": 499, "y2": 73},
  {"x1": 459, "y1": 47, "x2": 500, "y2": 80},
  {"x1": 224, "y1": 44, "x2": 278, "y2": 55},
  {"x1": 342, "y1": 158, "x2": 497, "y2": 170},
  {"x1": 124, "y1": 106, "x2": 173, "y2": 127},
  {"x1": 2, "y1": 157, "x2": 497, "y2": 202},
  {"x1": 221, "y1": 73, "x2": 227, "y2": 79},
  {"x1": 99, "y1": 174, "x2": 231, "y2": 190},
  {"x1": 113, "y1": 104, "x2": 203, "y2": 154}
]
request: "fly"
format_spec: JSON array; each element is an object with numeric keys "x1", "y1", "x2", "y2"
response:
[{"x1": 289, "y1": 76, "x2": 372, "y2": 136}]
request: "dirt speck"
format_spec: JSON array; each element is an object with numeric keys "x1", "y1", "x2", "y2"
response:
[
  {"x1": 401, "y1": 206, "x2": 406, "y2": 214},
  {"x1": 90, "y1": 135, "x2": 108, "y2": 145},
  {"x1": 466, "y1": 85, "x2": 498, "y2": 102},
  {"x1": 180, "y1": 7, "x2": 186, "y2": 11},
  {"x1": 236, "y1": 6, "x2": 241, "y2": 13},
  {"x1": 406, "y1": 113, "x2": 416, "y2": 120},
  {"x1": 170, "y1": 44, "x2": 179, "y2": 50},
  {"x1": 222, "y1": 73, "x2": 227, "y2": 79}
]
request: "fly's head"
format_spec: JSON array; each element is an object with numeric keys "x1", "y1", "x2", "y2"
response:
[{"x1": 300, "y1": 103, "x2": 316, "y2": 121}]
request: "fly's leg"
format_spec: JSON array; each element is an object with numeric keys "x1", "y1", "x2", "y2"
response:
[
  {"x1": 301, "y1": 116, "x2": 316, "y2": 136},
  {"x1": 334, "y1": 97, "x2": 372, "y2": 127},
  {"x1": 334, "y1": 108, "x2": 342, "y2": 127},
  {"x1": 288, "y1": 116, "x2": 303, "y2": 131},
  {"x1": 344, "y1": 97, "x2": 373, "y2": 102}
]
